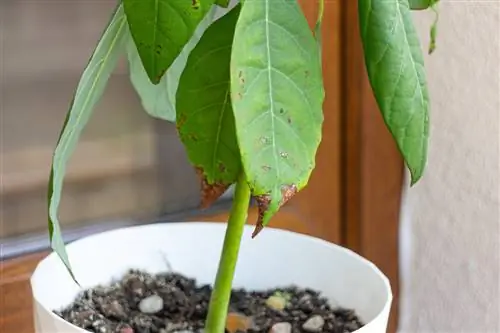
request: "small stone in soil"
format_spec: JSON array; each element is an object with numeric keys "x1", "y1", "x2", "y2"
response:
[
  {"x1": 269, "y1": 322, "x2": 292, "y2": 333},
  {"x1": 226, "y1": 312, "x2": 253, "y2": 333},
  {"x1": 56, "y1": 270, "x2": 364, "y2": 333},
  {"x1": 265, "y1": 294, "x2": 287, "y2": 311},
  {"x1": 302, "y1": 315, "x2": 325, "y2": 332},
  {"x1": 138, "y1": 295, "x2": 164, "y2": 314}
]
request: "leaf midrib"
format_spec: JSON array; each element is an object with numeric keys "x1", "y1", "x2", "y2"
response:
[
  {"x1": 395, "y1": 0, "x2": 426, "y2": 165},
  {"x1": 395, "y1": 0, "x2": 425, "y2": 115},
  {"x1": 211, "y1": 88, "x2": 231, "y2": 180},
  {"x1": 265, "y1": 0, "x2": 280, "y2": 180}
]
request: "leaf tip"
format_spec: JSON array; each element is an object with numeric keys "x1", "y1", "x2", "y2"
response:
[
  {"x1": 409, "y1": 168, "x2": 424, "y2": 187},
  {"x1": 196, "y1": 168, "x2": 230, "y2": 209}
]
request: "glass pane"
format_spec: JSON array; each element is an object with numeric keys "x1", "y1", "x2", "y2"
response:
[{"x1": 0, "y1": 1, "x2": 228, "y2": 241}]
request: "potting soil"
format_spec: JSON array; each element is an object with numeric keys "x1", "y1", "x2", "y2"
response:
[{"x1": 56, "y1": 270, "x2": 364, "y2": 333}]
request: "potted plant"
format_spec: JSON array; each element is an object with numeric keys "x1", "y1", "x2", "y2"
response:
[{"x1": 31, "y1": 0, "x2": 440, "y2": 332}]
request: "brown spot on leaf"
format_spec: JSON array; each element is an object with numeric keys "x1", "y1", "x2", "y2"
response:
[
  {"x1": 261, "y1": 165, "x2": 271, "y2": 172},
  {"x1": 218, "y1": 162, "x2": 226, "y2": 173},
  {"x1": 238, "y1": 71, "x2": 243, "y2": 78},
  {"x1": 287, "y1": 116, "x2": 292, "y2": 124},
  {"x1": 237, "y1": 92, "x2": 242, "y2": 100},
  {"x1": 252, "y1": 194, "x2": 271, "y2": 238},
  {"x1": 192, "y1": 0, "x2": 200, "y2": 9},
  {"x1": 188, "y1": 133, "x2": 199, "y2": 141},
  {"x1": 280, "y1": 184, "x2": 298, "y2": 206},
  {"x1": 305, "y1": 70, "x2": 309, "y2": 77},
  {"x1": 176, "y1": 113, "x2": 187, "y2": 128},
  {"x1": 196, "y1": 168, "x2": 230, "y2": 209}
]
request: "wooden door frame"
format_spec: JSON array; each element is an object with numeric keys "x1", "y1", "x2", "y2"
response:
[{"x1": 341, "y1": 2, "x2": 405, "y2": 333}]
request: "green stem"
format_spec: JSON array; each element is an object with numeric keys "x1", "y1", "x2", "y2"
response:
[{"x1": 205, "y1": 172, "x2": 251, "y2": 333}]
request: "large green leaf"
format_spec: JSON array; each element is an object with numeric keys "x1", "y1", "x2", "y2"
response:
[
  {"x1": 230, "y1": 0, "x2": 324, "y2": 235},
  {"x1": 126, "y1": 7, "x2": 217, "y2": 122},
  {"x1": 123, "y1": 0, "x2": 214, "y2": 84},
  {"x1": 176, "y1": 5, "x2": 241, "y2": 208},
  {"x1": 359, "y1": 0, "x2": 430, "y2": 185},
  {"x1": 48, "y1": 3, "x2": 127, "y2": 279}
]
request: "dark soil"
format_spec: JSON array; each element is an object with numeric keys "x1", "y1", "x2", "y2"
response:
[{"x1": 56, "y1": 270, "x2": 364, "y2": 333}]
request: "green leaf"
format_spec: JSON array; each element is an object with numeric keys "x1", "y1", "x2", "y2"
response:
[
  {"x1": 359, "y1": 0, "x2": 430, "y2": 185},
  {"x1": 123, "y1": 0, "x2": 214, "y2": 84},
  {"x1": 48, "y1": 3, "x2": 127, "y2": 279},
  {"x1": 126, "y1": 7, "x2": 217, "y2": 122},
  {"x1": 230, "y1": 0, "x2": 324, "y2": 234},
  {"x1": 409, "y1": 0, "x2": 432, "y2": 10},
  {"x1": 215, "y1": 0, "x2": 230, "y2": 7},
  {"x1": 176, "y1": 5, "x2": 241, "y2": 208}
]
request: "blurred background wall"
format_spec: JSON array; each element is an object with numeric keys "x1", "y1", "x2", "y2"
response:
[{"x1": 399, "y1": 2, "x2": 500, "y2": 332}]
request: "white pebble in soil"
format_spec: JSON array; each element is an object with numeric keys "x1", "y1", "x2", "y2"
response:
[
  {"x1": 269, "y1": 322, "x2": 292, "y2": 333},
  {"x1": 138, "y1": 294, "x2": 164, "y2": 314},
  {"x1": 302, "y1": 315, "x2": 325, "y2": 332}
]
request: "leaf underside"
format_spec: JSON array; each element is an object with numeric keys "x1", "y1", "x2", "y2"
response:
[
  {"x1": 123, "y1": 0, "x2": 214, "y2": 84},
  {"x1": 359, "y1": 0, "x2": 430, "y2": 185},
  {"x1": 230, "y1": 0, "x2": 324, "y2": 234},
  {"x1": 48, "y1": 3, "x2": 127, "y2": 280},
  {"x1": 126, "y1": 7, "x2": 218, "y2": 122},
  {"x1": 176, "y1": 5, "x2": 242, "y2": 208}
]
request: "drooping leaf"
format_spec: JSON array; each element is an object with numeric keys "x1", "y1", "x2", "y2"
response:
[
  {"x1": 176, "y1": 5, "x2": 241, "y2": 208},
  {"x1": 48, "y1": 3, "x2": 128, "y2": 280},
  {"x1": 428, "y1": 2, "x2": 440, "y2": 54},
  {"x1": 215, "y1": 0, "x2": 230, "y2": 8},
  {"x1": 359, "y1": 0, "x2": 430, "y2": 185},
  {"x1": 123, "y1": 0, "x2": 214, "y2": 84},
  {"x1": 126, "y1": 7, "x2": 217, "y2": 122},
  {"x1": 409, "y1": 0, "x2": 440, "y2": 54},
  {"x1": 230, "y1": 0, "x2": 324, "y2": 235}
]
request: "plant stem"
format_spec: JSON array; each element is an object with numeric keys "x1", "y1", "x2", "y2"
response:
[{"x1": 205, "y1": 172, "x2": 251, "y2": 333}]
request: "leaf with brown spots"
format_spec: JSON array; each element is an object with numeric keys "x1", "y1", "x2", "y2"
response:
[
  {"x1": 176, "y1": 5, "x2": 242, "y2": 208},
  {"x1": 231, "y1": 0, "x2": 324, "y2": 234}
]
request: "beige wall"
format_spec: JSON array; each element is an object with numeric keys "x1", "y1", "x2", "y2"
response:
[{"x1": 399, "y1": 2, "x2": 500, "y2": 333}]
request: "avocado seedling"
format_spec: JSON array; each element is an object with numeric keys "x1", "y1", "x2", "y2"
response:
[{"x1": 47, "y1": 0, "x2": 439, "y2": 332}]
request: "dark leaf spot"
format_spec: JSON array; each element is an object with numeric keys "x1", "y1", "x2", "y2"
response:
[
  {"x1": 196, "y1": 168, "x2": 230, "y2": 209},
  {"x1": 280, "y1": 184, "x2": 298, "y2": 206},
  {"x1": 252, "y1": 194, "x2": 271, "y2": 238},
  {"x1": 279, "y1": 108, "x2": 284, "y2": 114},
  {"x1": 287, "y1": 116, "x2": 292, "y2": 124},
  {"x1": 261, "y1": 165, "x2": 271, "y2": 172},
  {"x1": 218, "y1": 162, "x2": 226, "y2": 173},
  {"x1": 260, "y1": 136, "x2": 270, "y2": 144},
  {"x1": 192, "y1": 0, "x2": 200, "y2": 9},
  {"x1": 177, "y1": 114, "x2": 187, "y2": 128}
]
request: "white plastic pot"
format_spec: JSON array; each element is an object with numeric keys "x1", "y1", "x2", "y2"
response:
[{"x1": 31, "y1": 222, "x2": 392, "y2": 333}]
